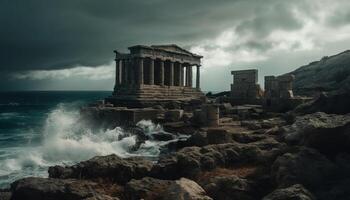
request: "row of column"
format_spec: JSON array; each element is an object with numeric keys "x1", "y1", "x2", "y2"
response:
[{"x1": 115, "y1": 58, "x2": 200, "y2": 89}]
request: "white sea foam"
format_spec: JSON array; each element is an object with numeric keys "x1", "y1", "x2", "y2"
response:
[{"x1": 0, "y1": 103, "x2": 176, "y2": 188}]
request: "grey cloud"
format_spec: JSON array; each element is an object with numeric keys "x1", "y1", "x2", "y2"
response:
[{"x1": 1, "y1": 0, "x2": 350, "y2": 91}]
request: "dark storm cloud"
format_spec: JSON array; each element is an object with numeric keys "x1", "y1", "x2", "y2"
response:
[
  {"x1": 1, "y1": 0, "x2": 350, "y2": 91},
  {"x1": 0, "y1": 0, "x2": 238, "y2": 71},
  {"x1": 0, "y1": 0, "x2": 311, "y2": 72}
]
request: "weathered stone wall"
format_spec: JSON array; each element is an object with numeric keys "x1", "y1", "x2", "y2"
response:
[{"x1": 230, "y1": 69, "x2": 263, "y2": 104}]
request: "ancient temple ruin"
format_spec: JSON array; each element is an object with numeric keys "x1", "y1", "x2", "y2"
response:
[
  {"x1": 106, "y1": 44, "x2": 204, "y2": 107},
  {"x1": 230, "y1": 69, "x2": 263, "y2": 104},
  {"x1": 263, "y1": 74, "x2": 304, "y2": 111},
  {"x1": 264, "y1": 74, "x2": 295, "y2": 101}
]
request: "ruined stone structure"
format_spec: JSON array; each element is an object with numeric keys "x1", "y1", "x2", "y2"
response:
[
  {"x1": 264, "y1": 74, "x2": 308, "y2": 111},
  {"x1": 264, "y1": 74, "x2": 295, "y2": 100},
  {"x1": 230, "y1": 69, "x2": 263, "y2": 104},
  {"x1": 106, "y1": 44, "x2": 204, "y2": 107}
]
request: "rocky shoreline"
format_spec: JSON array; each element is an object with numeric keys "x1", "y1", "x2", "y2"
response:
[{"x1": 1, "y1": 94, "x2": 350, "y2": 200}]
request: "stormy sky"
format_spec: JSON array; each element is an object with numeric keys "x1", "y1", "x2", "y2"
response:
[{"x1": 1, "y1": 0, "x2": 350, "y2": 91}]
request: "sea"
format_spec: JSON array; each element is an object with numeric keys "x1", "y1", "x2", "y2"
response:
[{"x1": 0, "y1": 91, "x2": 172, "y2": 188}]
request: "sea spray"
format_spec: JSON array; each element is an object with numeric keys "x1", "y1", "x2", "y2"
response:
[{"x1": 0, "y1": 103, "x2": 180, "y2": 188}]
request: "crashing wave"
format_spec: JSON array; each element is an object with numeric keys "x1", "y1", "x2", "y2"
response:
[{"x1": 0, "y1": 103, "x2": 181, "y2": 188}]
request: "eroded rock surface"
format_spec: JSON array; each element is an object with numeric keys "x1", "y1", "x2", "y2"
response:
[
  {"x1": 164, "y1": 178, "x2": 213, "y2": 200},
  {"x1": 263, "y1": 184, "x2": 315, "y2": 200},
  {"x1": 10, "y1": 177, "x2": 120, "y2": 200},
  {"x1": 49, "y1": 154, "x2": 153, "y2": 184}
]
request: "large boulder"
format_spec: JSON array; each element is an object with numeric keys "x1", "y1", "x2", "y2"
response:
[
  {"x1": 262, "y1": 184, "x2": 315, "y2": 200},
  {"x1": 10, "y1": 177, "x2": 119, "y2": 200},
  {"x1": 164, "y1": 178, "x2": 212, "y2": 200},
  {"x1": 49, "y1": 154, "x2": 153, "y2": 184},
  {"x1": 200, "y1": 175, "x2": 255, "y2": 200},
  {"x1": 282, "y1": 112, "x2": 350, "y2": 156},
  {"x1": 206, "y1": 128, "x2": 232, "y2": 144},
  {"x1": 151, "y1": 131, "x2": 175, "y2": 141},
  {"x1": 152, "y1": 142, "x2": 262, "y2": 179},
  {"x1": 295, "y1": 92, "x2": 350, "y2": 115},
  {"x1": 271, "y1": 147, "x2": 335, "y2": 188},
  {"x1": 124, "y1": 177, "x2": 172, "y2": 200},
  {"x1": 0, "y1": 189, "x2": 11, "y2": 200}
]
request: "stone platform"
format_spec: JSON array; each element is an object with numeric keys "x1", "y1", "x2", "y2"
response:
[{"x1": 106, "y1": 84, "x2": 204, "y2": 108}]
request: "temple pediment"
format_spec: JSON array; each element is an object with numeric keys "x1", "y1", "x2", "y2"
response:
[{"x1": 151, "y1": 44, "x2": 201, "y2": 57}]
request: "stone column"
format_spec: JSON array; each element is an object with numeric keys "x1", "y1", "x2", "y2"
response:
[
  {"x1": 137, "y1": 58, "x2": 144, "y2": 85},
  {"x1": 179, "y1": 63, "x2": 183, "y2": 86},
  {"x1": 189, "y1": 65, "x2": 193, "y2": 87},
  {"x1": 123, "y1": 59, "x2": 128, "y2": 85},
  {"x1": 185, "y1": 65, "x2": 189, "y2": 87},
  {"x1": 129, "y1": 60, "x2": 135, "y2": 85},
  {"x1": 169, "y1": 61, "x2": 174, "y2": 86},
  {"x1": 160, "y1": 60, "x2": 164, "y2": 86},
  {"x1": 196, "y1": 65, "x2": 200, "y2": 90},
  {"x1": 186, "y1": 65, "x2": 192, "y2": 87},
  {"x1": 149, "y1": 59, "x2": 154, "y2": 85},
  {"x1": 114, "y1": 59, "x2": 120, "y2": 89}
]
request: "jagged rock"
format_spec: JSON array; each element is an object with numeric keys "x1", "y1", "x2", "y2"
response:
[
  {"x1": 282, "y1": 112, "x2": 350, "y2": 156},
  {"x1": 206, "y1": 128, "x2": 232, "y2": 144},
  {"x1": 241, "y1": 120, "x2": 262, "y2": 130},
  {"x1": 231, "y1": 132, "x2": 268, "y2": 144},
  {"x1": 0, "y1": 189, "x2": 11, "y2": 200},
  {"x1": 262, "y1": 184, "x2": 315, "y2": 200},
  {"x1": 84, "y1": 195, "x2": 120, "y2": 200},
  {"x1": 164, "y1": 178, "x2": 212, "y2": 200},
  {"x1": 151, "y1": 131, "x2": 175, "y2": 141},
  {"x1": 295, "y1": 92, "x2": 350, "y2": 114},
  {"x1": 49, "y1": 154, "x2": 153, "y2": 184},
  {"x1": 10, "y1": 177, "x2": 118, "y2": 200},
  {"x1": 271, "y1": 147, "x2": 335, "y2": 188},
  {"x1": 185, "y1": 131, "x2": 208, "y2": 147},
  {"x1": 152, "y1": 142, "x2": 262, "y2": 179},
  {"x1": 124, "y1": 177, "x2": 172, "y2": 200},
  {"x1": 200, "y1": 175, "x2": 255, "y2": 200},
  {"x1": 163, "y1": 121, "x2": 197, "y2": 135}
]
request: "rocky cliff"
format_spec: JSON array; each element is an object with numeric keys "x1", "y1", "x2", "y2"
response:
[{"x1": 290, "y1": 50, "x2": 350, "y2": 96}]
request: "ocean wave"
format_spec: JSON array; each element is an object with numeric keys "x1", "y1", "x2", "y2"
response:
[{"x1": 0, "y1": 103, "x2": 178, "y2": 188}]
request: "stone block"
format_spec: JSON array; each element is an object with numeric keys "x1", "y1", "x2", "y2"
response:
[{"x1": 164, "y1": 109, "x2": 184, "y2": 122}]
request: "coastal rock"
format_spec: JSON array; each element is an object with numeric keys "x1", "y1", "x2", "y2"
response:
[
  {"x1": 271, "y1": 147, "x2": 335, "y2": 188},
  {"x1": 282, "y1": 112, "x2": 350, "y2": 155},
  {"x1": 206, "y1": 128, "x2": 232, "y2": 144},
  {"x1": 10, "y1": 177, "x2": 119, "y2": 200},
  {"x1": 200, "y1": 175, "x2": 254, "y2": 200},
  {"x1": 163, "y1": 121, "x2": 197, "y2": 135},
  {"x1": 124, "y1": 177, "x2": 172, "y2": 200},
  {"x1": 49, "y1": 154, "x2": 153, "y2": 184},
  {"x1": 185, "y1": 131, "x2": 208, "y2": 147},
  {"x1": 295, "y1": 92, "x2": 350, "y2": 114},
  {"x1": 0, "y1": 190, "x2": 11, "y2": 200},
  {"x1": 262, "y1": 184, "x2": 315, "y2": 200},
  {"x1": 231, "y1": 132, "x2": 269, "y2": 144},
  {"x1": 164, "y1": 178, "x2": 212, "y2": 200},
  {"x1": 152, "y1": 142, "x2": 262, "y2": 179},
  {"x1": 84, "y1": 195, "x2": 120, "y2": 200},
  {"x1": 151, "y1": 131, "x2": 175, "y2": 141}
]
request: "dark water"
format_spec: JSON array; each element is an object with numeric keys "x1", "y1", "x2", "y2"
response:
[{"x1": 0, "y1": 91, "x2": 168, "y2": 188}]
